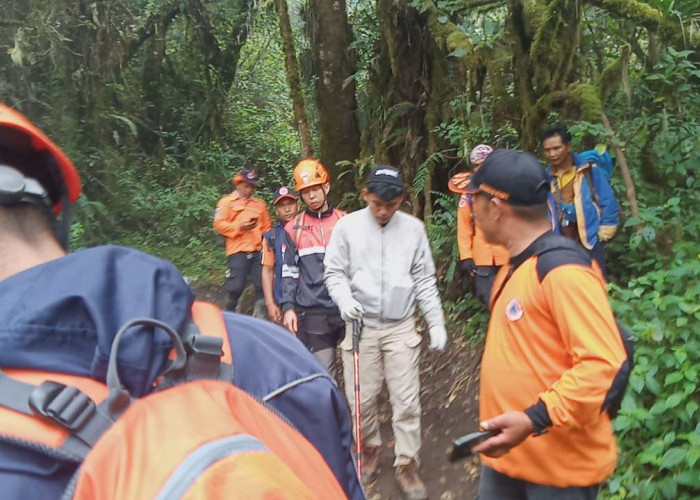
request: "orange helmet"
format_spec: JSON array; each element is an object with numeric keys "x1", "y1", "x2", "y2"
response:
[
  {"x1": 293, "y1": 158, "x2": 329, "y2": 192},
  {"x1": 0, "y1": 104, "x2": 81, "y2": 214}
]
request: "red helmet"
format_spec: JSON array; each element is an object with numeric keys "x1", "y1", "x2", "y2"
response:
[
  {"x1": 293, "y1": 158, "x2": 329, "y2": 192},
  {"x1": 0, "y1": 104, "x2": 80, "y2": 213}
]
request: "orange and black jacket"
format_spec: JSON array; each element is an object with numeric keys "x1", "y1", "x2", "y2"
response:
[
  {"x1": 480, "y1": 231, "x2": 627, "y2": 487},
  {"x1": 280, "y1": 207, "x2": 345, "y2": 312},
  {"x1": 213, "y1": 192, "x2": 271, "y2": 256},
  {"x1": 456, "y1": 193, "x2": 509, "y2": 266}
]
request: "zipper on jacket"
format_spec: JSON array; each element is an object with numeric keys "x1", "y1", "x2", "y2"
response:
[
  {"x1": 318, "y1": 210, "x2": 326, "y2": 246},
  {"x1": 379, "y1": 226, "x2": 384, "y2": 329}
]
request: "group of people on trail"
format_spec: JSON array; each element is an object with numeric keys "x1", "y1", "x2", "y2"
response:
[
  {"x1": 1, "y1": 99, "x2": 629, "y2": 500},
  {"x1": 450, "y1": 125, "x2": 620, "y2": 305},
  {"x1": 215, "y1": 158, "x2": 446, "y2": 499}
]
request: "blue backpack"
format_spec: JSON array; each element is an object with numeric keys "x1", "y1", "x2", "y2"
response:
[{"x1": 579, "y1": 145, "x2": 614, "y2": 179}]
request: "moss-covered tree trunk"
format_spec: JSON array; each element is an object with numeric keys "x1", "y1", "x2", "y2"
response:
[
  {"x1": 307, "y1": 0, "x2": 360, "y2": 199},
  {"x1": 274, "y1": 0, "x2": 313, "y2": 158},
  {"x1": 371, "y1": 0, "x2": 431, "y2": 215}
]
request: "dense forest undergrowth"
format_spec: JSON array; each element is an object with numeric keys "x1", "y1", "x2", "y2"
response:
[{"x1": 2, "y1": 0, "x2": 699, "y2": 497}]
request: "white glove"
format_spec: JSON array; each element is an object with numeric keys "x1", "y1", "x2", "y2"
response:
[
  {"x1": 339, "y1": 298, "x2": 364, "y2": 322},
  {"x1": 428, "y1": 325, "x2": 447, "y2": 351}
]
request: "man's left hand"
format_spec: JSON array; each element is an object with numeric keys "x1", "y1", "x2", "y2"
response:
[
  {"x1": 428, "y1": 325, "x2": 447, "y2": 350},
  {"x1": 471, "y1": 411, "x2": 533, "y2": 458}
]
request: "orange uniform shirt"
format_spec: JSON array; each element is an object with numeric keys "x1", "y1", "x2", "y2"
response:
[
  {"x1": 480, "y1": 251, "x2": 626, "y2": 487},
  {"x1": 213, "y1": 192, "x2": 271, "y2": 256},
  {"x1": 457, "y1": 193, "x2": 509, "y2": 266}
]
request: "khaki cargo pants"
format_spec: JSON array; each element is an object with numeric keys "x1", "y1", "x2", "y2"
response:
[{"x1": 341, "y1": 316, "x2": 422, "y2": 466}]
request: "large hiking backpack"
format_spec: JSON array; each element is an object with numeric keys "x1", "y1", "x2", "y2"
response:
[{"x1": 0, "y1": 301, "x2": 345, "y2": 499}]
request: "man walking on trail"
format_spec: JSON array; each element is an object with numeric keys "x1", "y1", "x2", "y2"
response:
[
  {"x1": 448, "y1": 144, "x2": 509, "y2": 307},
  {"x1": 261, "y1": 186, "x2": 298, "y2": 324},
  {"x1": 324, "y1": 166, "x2": 447, "y2": 500},
  {"x1": 463, "y1": 149, "x2": 628, "y2": 499},
  {"x1": 213, "y1": 169, "x2": 271, "y2": 314},
  {"x1": 542, "y1": 124, "x2": 619, "y2": 276},
  {"x1": 0, "y1": 104, "x2": 364, "y2": 499},
  {"x1": 280, "y1": 158, "x2": 346, "y2": 374}
]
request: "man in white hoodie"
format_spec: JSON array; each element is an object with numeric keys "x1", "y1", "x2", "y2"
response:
[{"x1": 324, "y1": 166, "x2": 447, "y2": 500}]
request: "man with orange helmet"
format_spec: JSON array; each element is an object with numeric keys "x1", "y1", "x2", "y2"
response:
[
  {"x1": 280, "y1": 158, "x2": 346, "y2": 374},
  {"x1": 213, "y1": 169, "x2": 272, "y2": 313},
  {"x1": 448, "y1": 144, "x2": 509, "y2": 306}
]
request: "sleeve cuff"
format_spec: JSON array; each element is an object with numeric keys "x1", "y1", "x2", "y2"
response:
[
  {"x1": 281, "y1": 303, "x2": 294, "y2": 313},
  {"x1": 524, "y1": 400, "x2": 552, "y2": 435}
]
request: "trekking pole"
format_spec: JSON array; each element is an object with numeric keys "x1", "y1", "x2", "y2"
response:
[{"x1": 352, "y1": 318, "x2": 363, "y2": 481}]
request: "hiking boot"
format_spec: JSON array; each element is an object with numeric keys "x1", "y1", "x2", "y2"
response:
[
  {"x1": 361, "y1": 445, "x2": 381, "y2": 484},
  {"x1": 395, "y1": 460, "x2": 427, "y2": 500}
]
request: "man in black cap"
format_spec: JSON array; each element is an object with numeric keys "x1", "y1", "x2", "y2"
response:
[
  {"x1": 261, "y1": 186, "x2": 298, "y2": 323},
  {"x1": 324, "y1": 166, "x2": 447, "y2": 499},
  {"x1": 464, "y1": 149, "x2": 627, "y2": 499},
  {"x1": 213, "y1": 169, "x2": 271, "y2": 313}
]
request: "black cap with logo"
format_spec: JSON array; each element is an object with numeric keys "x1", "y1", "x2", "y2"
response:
[
  {"x1": 366, "y1": 166, "x2": 404, "y2": 190},
  {"x1": 273, "y1": 186, "x2": 297, "y2": 205},
  {"x1": 465, "y1": 149, "x2": 548, "y2": 206}
]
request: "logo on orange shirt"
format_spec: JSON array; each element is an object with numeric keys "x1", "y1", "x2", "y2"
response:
[{"x1": 505, "y1": 298, "x2": 524, "y2": 321}]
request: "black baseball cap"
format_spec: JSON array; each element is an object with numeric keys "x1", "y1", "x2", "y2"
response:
[
  {"x1": 232, "y1": 169, "x2": 260, "y2": 186},
  {"x1": 273, "y1": 186, "x2": 297, "y2": 205},
  {"x1": 465, "y1": 149, "x2": 548, "y2": 206},
  {"x1": 366, "y1": 166, "x2": 404, "y2": 190}
]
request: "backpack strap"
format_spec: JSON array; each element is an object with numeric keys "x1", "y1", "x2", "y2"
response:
[
  {"x1": 164, "y1": 301, "x2": 232, "y2": 386},
  {"x1": 0, "y1": 368, "x2": 115, "y2": 459},
  {"x1": 584, "y1": 165, "x2": 599, "y2": 205},
  {"x1": 0, "y1": 303, "x2": 233, "y2": 461},
  {"x1": 292, "y1": 212, "x2": 305, "y2": 247}
]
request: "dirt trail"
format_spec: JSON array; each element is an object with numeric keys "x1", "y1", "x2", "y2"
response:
[
  {"x1": 363, "y1": 339, "x2": 482, "y2": 500},
  {"x1": 192, "y1": 284, "x2": 484, "y2": 499}
]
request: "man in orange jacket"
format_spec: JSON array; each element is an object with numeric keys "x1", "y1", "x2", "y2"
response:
[
  {"x1": 465, "y1": 149, "x2": 627, "y2": 499},
  {"x1": 213, "y1": 170, "x2": 271, "y2": 313},
  {"x1": 448, "y1": 144, "x2": 509, "y2": 306}
]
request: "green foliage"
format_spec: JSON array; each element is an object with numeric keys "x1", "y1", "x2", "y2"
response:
[{"x1": 603, "y1": 244, "x2": 700, "y2": 499}]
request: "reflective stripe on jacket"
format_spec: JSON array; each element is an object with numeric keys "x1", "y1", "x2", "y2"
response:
[
  {"x1": 262, "y1": 222, "x2": 286, "y2": 305},
  {"x1": 281, "y1": 207, "x2": 345, "y2": 311},
  {"x1": 213, "y1": 192, "x2": 272, "y2": 256}
]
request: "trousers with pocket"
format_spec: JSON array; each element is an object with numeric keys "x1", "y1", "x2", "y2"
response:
[
  {"x1": 225, "y1": 251, "x2": 263, "y2": 312},
  {"x1": 296, "y1": 309, "x2": 345, "y2": 377},
  {"x1": 341, "y1": 316, "x2": 422, "y2": 466}
]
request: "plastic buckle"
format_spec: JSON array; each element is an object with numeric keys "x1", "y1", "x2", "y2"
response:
[
  {"x1": 29, "y1": 381, "x2": 96, "y2": 431},
  {"x1": 186, "y1": 335, "x2": 223, "y2": 358}
]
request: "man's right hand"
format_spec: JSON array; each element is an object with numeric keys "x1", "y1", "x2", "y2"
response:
[
  {"x1": 339, "y1": 298, "x2": 363, "y2": 322},
  {"x1": 283, "y1": 309, "x2": 298, "y2": 335},
  {"x1": 240, "y1": 218, "x2": 257, "y2": 231},
  {"x1": 460, "y1": 259, "x2": 476, "y2": 276},
  {"x1": 267, "y1": 302, "x2": 282, "y2": 324}
]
